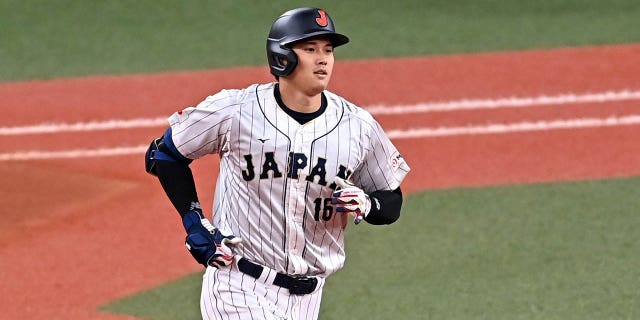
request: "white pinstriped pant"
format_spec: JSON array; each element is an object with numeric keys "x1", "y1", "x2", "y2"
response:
[{"x1": 201, "y1": 262, "x2": 326, "y2": 320}]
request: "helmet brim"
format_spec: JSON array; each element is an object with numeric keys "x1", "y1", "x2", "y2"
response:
[{"x1": 281, "y1": 31, "x2": 350, "y2": 48}]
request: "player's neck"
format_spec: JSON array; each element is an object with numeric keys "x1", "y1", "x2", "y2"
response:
[{"x1": 277, "y1": 81, "x2": 323, "y2": 113}]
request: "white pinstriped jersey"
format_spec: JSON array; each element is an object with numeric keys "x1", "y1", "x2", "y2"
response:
[{"x1": 168, "y1": 82, "x2": 410, "y2": 277}]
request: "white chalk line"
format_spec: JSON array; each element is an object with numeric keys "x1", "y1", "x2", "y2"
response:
[
  {"x1": 0, "y1": 146, "x2": 149, "y2": 161},
  {"x1": 386, "y1": 114, "x2": 640, "y2": 138},
  {"x1": 2, "y1": 114, "x2": 639, "y2": 161},
  {"x1": 0, "y1": 118, "x2": 168, "y2": 136},
  {"x1": 2, "y1": 89, "x2": 640, "y2": 136},
  {"x1": 366, "y1": 89, "x2": 640, "y2": 114}
]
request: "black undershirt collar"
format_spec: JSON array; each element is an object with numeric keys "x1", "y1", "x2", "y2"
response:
[{"x1": 274, "y1": 83, "x2": 327, "y2": 125}]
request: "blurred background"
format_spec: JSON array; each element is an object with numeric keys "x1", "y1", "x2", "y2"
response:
[
  {"x1": 1, "y1": 1, "x2": 640, "y2": 319},
  {"x1": 3, "y1": 0, "x2": 640, "y2": 82}
]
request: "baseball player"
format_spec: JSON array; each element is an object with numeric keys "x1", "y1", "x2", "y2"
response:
[{"x1": 145, "y1": 7, "x2": 410, "y2": 320}]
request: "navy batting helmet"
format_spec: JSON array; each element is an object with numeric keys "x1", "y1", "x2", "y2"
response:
[{"x1": 267, "y1": 7, "x2": 350, "y2": 77}]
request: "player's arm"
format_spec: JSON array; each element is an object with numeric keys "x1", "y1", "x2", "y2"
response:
[
  {"x1": 333, "y1": 116, "x2": 410, "y2": 225},
  {"x1": 145, "y1": 128, "x2": 198, "y2": 213},
  {"x1": 332, "y1": 177, "x2": 403, "y2": 225},
  {"x1": 145, "y1": 128, "x2": 240, "y2": 268}
]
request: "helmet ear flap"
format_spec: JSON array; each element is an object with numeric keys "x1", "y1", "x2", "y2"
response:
[{"x1": 267, "y1": 40, "x2": 298, "y2": 77}]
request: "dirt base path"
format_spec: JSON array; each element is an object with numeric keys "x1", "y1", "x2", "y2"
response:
[{"x1": 0, "y1": 44, "x2": 639, "y2": 319}]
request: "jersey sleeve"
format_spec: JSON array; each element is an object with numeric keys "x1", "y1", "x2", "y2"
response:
[
  {"x1": 167, "y1": 89, "x2": 236, "y2": 160},
  {"x1": 351, "y1": 119, "x2": 410, "y2": 193}
]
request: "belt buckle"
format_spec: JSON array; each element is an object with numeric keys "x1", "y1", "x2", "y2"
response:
[{"x1": 289, "y1": 276, "x2": 318, "y2": 295}]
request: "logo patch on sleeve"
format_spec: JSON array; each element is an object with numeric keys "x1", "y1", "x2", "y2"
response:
[{"x1": 390, "y1": 151, "x2": 405, "y2": 172}]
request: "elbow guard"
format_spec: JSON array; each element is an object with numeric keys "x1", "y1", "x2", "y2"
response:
[{"x1": 145, "y1": 128, "x2": 192, "y2": 176}]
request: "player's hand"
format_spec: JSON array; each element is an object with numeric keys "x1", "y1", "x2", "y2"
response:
[
  {"x1": 332, "y1": 177, "x2": 371, "y2": 225},
  {"x1": 182, "y1": 210, "x2": 242, "y2": 268}
]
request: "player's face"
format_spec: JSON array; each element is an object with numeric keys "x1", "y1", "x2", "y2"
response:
[{"x1": 287, "y1": 37, "x2": 335, "y2": 95}]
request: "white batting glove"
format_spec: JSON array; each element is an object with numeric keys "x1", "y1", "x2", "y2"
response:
[{"x1": 332, "y1": 177, "x2": 371, "y2": 225}]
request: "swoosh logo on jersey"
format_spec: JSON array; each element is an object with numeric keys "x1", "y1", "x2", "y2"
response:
[
  {"x1": 315, "y1": 9, "x2": 328, "y2": 27},
  {"x1": 258, "y1": 138, "x2": 270, "y2": 143}
]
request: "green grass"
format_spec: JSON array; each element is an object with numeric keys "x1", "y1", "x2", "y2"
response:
[
  {"x1": 2, "y1": 0, "x2": 640, "y2": 81},
  {"x1": 103, "y1": 273, "x2": 203, "y2": 320},
  {"x1": 102, "y1": 176, "x2": 640, "y2": 320}
]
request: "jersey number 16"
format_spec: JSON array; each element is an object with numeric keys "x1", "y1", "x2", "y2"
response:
[{"x1": 313, "y1": 197, "x2": 334, "y2": 221}]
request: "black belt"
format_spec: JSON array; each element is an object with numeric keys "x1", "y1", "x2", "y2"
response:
[{"x1": 237, "y1": 258, "x2": 318, "y2": 295}]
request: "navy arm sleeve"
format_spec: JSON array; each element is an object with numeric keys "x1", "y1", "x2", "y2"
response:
[
  {"x1": 364, "y1": 187, "x2": 403, "y2": 225},
  {"x1": 156, "y1": 160, "x2": 200, "y2": 217},
  {"x1": 147, "y1": 128, "x2": 200, "y2": 217}
]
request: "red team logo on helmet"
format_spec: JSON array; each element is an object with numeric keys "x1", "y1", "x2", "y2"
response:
[{"x1": 315, "y1": 9, "x2": 328, "y2": 26}]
